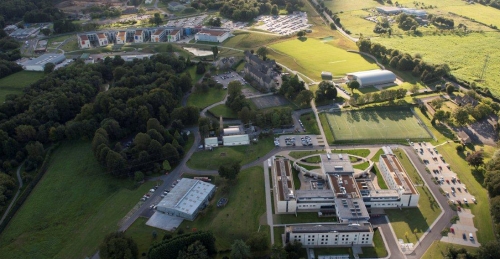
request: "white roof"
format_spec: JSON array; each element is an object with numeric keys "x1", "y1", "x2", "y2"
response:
[
  {"x1": 347, "y1": 70, "x2": 396, "y2": 86},
  {"x1": 205, "y1": 137, "x2": 218, "y2": 146},
  {"x1": 157, "y1": 178, "x2": 215, "y2": 215},
  {"x1": 22, "y1": 53, "x2": 66, "y2": 67},
  {"x1": 223, "y1": 127, "x2": 240, "y2": 135},
  {"x1": 223, "y1": 134, "x2": 249, "y2": 144}
]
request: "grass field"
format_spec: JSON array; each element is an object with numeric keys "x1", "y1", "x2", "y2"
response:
[
  {"x1": 209, "y1": 104, "x2": 238, "y2": 119},
  {"x1": 268, "y1": 38, "x2": 378, "y2": 82},
  {"x1": 300, "y1": 113, "x2": 320, "y2": 135},
  {"x1": 0, "y1": 141, "x2": 157, "y2": 259},
  {"x1": 288, "y1": 150, "x2": 326, "y2": 159},
  {"x1": 440, "y1": 4, "x2": 500, "y2": 29},
  {"x1": 0, "y1": 71, "x2": 44, "y2": 101},
  {"x1": 322, "y1": 108, "x2": 432, "y2": 142},
  {"x1": 386, "y1": 186, "x2": 441, "y2": 244},
  {"x1": 187, "y1": 88, "x2": 226, "y2": 109},
  {"x1": 125, "y1": 217, "x2": 170, "y2": 258},
  {"x1": 373, "y1": 32, "x2": 500, "y2": 97},
  {"x1": 223, "y1": 31, "x2": 281, "y2": 49},
  {"x1": 187, "y1": 137, "x2": 275, "y2": 170},
  {"x1": 359, "y1": 229, "x2": 388, "y2": 258},
  {"x1": 177, "y1": 167, "x2": 266, "y2": 251},
  {"x1": 421, "y1": 241, "x2": 478, "y2": 259}
]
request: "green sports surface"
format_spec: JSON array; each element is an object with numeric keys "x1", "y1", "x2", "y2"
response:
[{"x1": 323, "y1": 108, "x2": 432, "y2": 141}]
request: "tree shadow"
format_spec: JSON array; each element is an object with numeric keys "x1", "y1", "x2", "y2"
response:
[{"x1": 298, "y1": 37, "x2": 308, "y2": 42}]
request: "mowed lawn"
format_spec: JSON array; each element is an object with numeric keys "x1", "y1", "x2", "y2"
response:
[
  {"x1": 0, "y1": 141, "x2": 157, "y2": 259},
  {"x1": 323, "y1": 108, "x2": 431, "y2": 142},
  {"x1": 440, "y1": 4, "x2": 500, "y2": 29},
  {"x1": 223, "y1": 31, "x2": 280, "y2": 49},
  {"x1": 177, "y1": 167, "x2": 266, "y2": 250},
  {"x1": 0, "y1": 71, "x2": 44, "y2": 101},
  {"x1": 209, "y1": 104, "x2": 238, "y2": 119},
  {"x1": 268, "y1": 38, "x2": 378, "y2": 81},
  {"x1": 421, "y1": 241, "x2": 478, "y2": 259},
  {"x1": 187, "y1": 88, "x2": 226, "y2": 109},
  {"x1": 373, "y1": 32, "x2": 500, "y2": 97},
  {"x1": 187, "y1": 137, "x2": 275, "y2": 170}
]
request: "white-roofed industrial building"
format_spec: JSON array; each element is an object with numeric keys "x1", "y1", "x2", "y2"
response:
[
  {"x1": 156, "y1": 178, "x2": 216, "y2": 221},
  {"x1": 346, "y1": 69, "x2": 396, "y2": 88},
  {"x1": 223, "y1": 126, "x2": 241, "y2": 136},
  {"x1": 22, "y1": 53, "x2": 66, "y2": 71},
  {"x1": 223, "y1": 134, "x2": 249, "y2": 146},
  {"x1": 205, "y1": 137, "x2": 219, "y2": 149}
]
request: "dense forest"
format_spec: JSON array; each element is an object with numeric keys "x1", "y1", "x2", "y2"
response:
[
  {"x1": 0, "y1": 0, "x2": 63, "y2": 23},
  {"x1": 0, "y1": 54, "x2": 197, "y2": 178}
]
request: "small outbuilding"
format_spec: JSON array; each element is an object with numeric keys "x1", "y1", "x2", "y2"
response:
[
  {"x1": 223, "y1": 134, "x2": 250, "y2": 146},
  {"x1": 205, "y1": 137, "x2": 219, "y2": 149},
  {"x1": 321, "y1": 71, "x2": 333, "y2": 80},
  {"x1": 457, "y1": 130, "x2": 471, "y2": 144},
  {"x1": 223, "y1": 127, "x2": 241, "y2": 136},
  {"x1": 346, "y1": 69, "x2": 396, "y2": 87}
]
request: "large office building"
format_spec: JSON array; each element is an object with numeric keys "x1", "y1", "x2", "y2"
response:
[
  {"x1": 285, "y1": 223, "x2": 374, "y2": 247},
  {"x1": 22, "y1": 53, "x2": 66, "y2": 71},
  {"x1": 346, "y1": 70, "x2": 396, "y2": 87},
  {"x1": 273, "y1": 158, "x2": 297, "y2": 213},
  {"x1": 195, "y1": 29, "x2": 230, "y2": 43},
  {"x1": 156, "y1": 178, "x2": 216, "y2": 221},
  {"x1": 378, "y1": 153, "x2": 419, "y2": 207}
]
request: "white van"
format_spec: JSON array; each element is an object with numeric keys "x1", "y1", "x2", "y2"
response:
[{"x1": 469, "y1": 233, "x2": 474, "y2": 241}]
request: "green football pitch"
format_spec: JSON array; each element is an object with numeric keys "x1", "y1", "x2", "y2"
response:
[{"x1": 323, "y1": 108, "x2": 432, "y2": 142}]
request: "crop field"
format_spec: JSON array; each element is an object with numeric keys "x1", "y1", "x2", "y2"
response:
[
  {"x1": 440, "y1": 4, "x2": 500, "y2": 29},
  {"x1": 322, "y1": 108, "x2": 432, "y2": 142},
  {"x1": 0, "y1": 71, "x2": 44, "y2": 101},
  {"x1": 268, "y1": 38, "x2": 379, "y2": 81},
  {"x1": 373, "y1": 32, "x2": 500, "y2": 96}
]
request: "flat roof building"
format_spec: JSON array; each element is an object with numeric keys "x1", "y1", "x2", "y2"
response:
[
  {"x1": 378, "y1": 153, "x2": 419, "y2": 207},
  {"x1": 285, "y1": 223, "x2": 374, "y2": 247},
  {"x1": 223, "y1": 134, "x2": 249, "y2": 146},
  {"x1": 223, "y1": 127, "x2": 241, "y2": 136},
  {"x1": 205, "y1": 137, "x2": 219, "y2": 149},
  {"x1": 195, "y1": 29, "x2": 230, "y2": 43},
  {"x1": 22, "y1": 53, "x2": 66, "y2": 71},
  {"x1": 346, "y1": 69, "x2": 396, "y2": 87},
  {"x1": 321, "y1": 71, "x2": 333, "y2": 80},
  {"x1": 376, "y1": 6, "x2": 403, "y2": 15},
  {"x1": 156, "y1": 178, "x2": 216, "y2": 221},
  {"x1": 273, "y1": 158, "x2": 297, "y2": 213}
]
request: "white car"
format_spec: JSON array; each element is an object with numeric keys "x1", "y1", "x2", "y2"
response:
[{"x1": 472, "y1": 197, "x2": 477, "y2": 203}]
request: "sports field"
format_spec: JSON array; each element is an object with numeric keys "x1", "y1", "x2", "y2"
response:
[
  {"x1": 268, "y1": 38, "x2": 379, "y2": 81},
  {"x1": 322, "y1": 108, "x2": 432, "y2": 142}
]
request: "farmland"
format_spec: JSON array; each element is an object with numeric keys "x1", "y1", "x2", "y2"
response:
[
  {"x1": 268, "y1": 38, "x2": 379, "y2": 81},
  {"x1": 0, "y1": 71, "x2": 44, "y2": 102}
]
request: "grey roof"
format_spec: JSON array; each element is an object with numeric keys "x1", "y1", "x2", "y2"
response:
[
  {"x1": 22, "y1": 53, "x2": 66, "y2": 67},
  {"x1": 288, "y1": 222, "x2": 373, "y2": 233},
  {"x1": 157, "y1": 178, "x2": 215, "y2": 215},
  {"x1": 334, "y1": 197, "x2": 370, "y2": 221},
  {"x1": 296, "y1": 189, "x2": 335, "y2": 198},
  {"x1": 205, "y1": 137, "x2": 218, "y2": 146},
  {"x1": 321, "y1": 153, "x2": 354, "y2": 174},
  {"x1": 347, "y1": 69, "x2": 396, "y2": 87},
  {"x1": 169, "y1": 1, "x2": 182, "y2": 6},
  {"x1": 223, "y1": 134, "x2": 249, "y2": 144}
]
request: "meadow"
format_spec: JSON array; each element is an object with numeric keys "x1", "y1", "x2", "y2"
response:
[
  {"x1": 0, "y1": 141, "x2": 157, "y2": 259},
  {"x1": 186, "y1": 87, "x2": 226, "y2": 109},
  {"x1": 322, "y1": 108, "x2": 432, "y2": 142},
  {"x1": 223, "y1": 31, "x2": 281, "y2": 49},
  {"x1": 373, "y1": 32, "x2": 500, "y2": 96},
  {"x1": 268, "y1": 38, "x2": 379, "y2": 81},
  {"x1": 0, "y1": 71, "x2": 44, "y2": 101}
]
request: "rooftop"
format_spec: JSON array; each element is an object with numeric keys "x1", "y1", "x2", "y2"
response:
[
  {"x1": 198, "y1": 29, "x2": 229, "y2": 36},
  {"x1": 157, "y1": 178, "x2": 215, "y2": 215},
  {"x1": 97, "y1": 33, "x2": 106, "y2": 39},
  {"x1": 288, "y1": 222, "x2": 373, "y2": 233},
  {"x1": 135, "y1": 30, "x2": 143, "y2": 36},
  {"x1": 380, "y1": 154, "x2": 418, "y2": 195},
  {"x1": 335, "y1": 197, "x2": 370, "y2": 221},
  {"x1": 321, "y1": 153, "x2": 354, "y2": 174},
  {"x1": 22, "y1": 53, "x2": 66, "y2": 67}
]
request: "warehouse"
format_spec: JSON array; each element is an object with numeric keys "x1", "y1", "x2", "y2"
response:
[
  {"x1": 223, "y1": 134, "x2": 249, "y2": 146},
  {"x1": 195, "y1": 29, "x2": 230, "y2": 43},
  {"x1": 346, "y1": 70, "x2": 396, "y2": 87},
  {"x1": 204, "y1": 137, "x2": 219, "y2": 149},
  {"x1": 156, "y1": 178, "x2": 216, "y2": 221},
  {"x1": 22, "y1": 53, "x2": 66, "y2": 71}
]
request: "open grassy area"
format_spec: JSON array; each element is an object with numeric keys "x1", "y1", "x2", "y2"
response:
[
  {"x1": 268, "y1": 38, "x2": 378, "y2": 82},
  {"x1": 177, "y1": 167, "x2": 266, "y2": 251},
  {"x1": 319, "y1": 113, "x2": 335, "y2": 144},
  {"x1": 296, "y1": 163, "x2": 320, "y2": 171},
  {"x1": 223, "y1": 31, "x2": 281, "y2": 49},
  {"x1": 288, "y1": 150, "x2": 326, "y2": 159},
  {"x1": 359, "y1": 229, "x2": 388, "y2": 258},
  {"x1": 125, "y1": 217, "x2": 170, "y2": 258},
  {"x1": 0, "y1": 71, "x2": 44, "y2": 101},
  {"x1": 331, "y1": 149, "x2": 371, "y2": 157},
  {"x1": 393, "y1": 148, "x2": 424, "y2": 185},
  {"x1": 187, "y1": 137, "x2": 275, "y2": 170},
  {"x1": 353, "y1": 161, "x2": 370, "y2": 170},
  {"x1": 323, "y1": 108, "x2": 432, "y2": 142},
  {"x1": 186, "y1": 65, "x2": 204, "y2": 84},
  {"x1": 209, "y1": 104, "x2": 238, "y2": 119},
  {"x1": 421, "y1": 241, "x2": 478, "y2": 259},
  {"x1": 300, "y1": 113, "x2": 320, "y2": 135},
  {"x1": 386, "y1": 185, "x2": 441, "y2": 244},
  {"x1": 302, "y1": 155, "x2": 321, "y2": 163},
  {"x1": 373, "y1": 32, "x2": 500, "y2": 97},
  {"x1": 0, "y1": 141, "x2": 157, "y2": 259},
  {"x1": 187, "y1": 88, "x2": 226, "y2": 109},
  {"x1": 315, "y1": 247, "x2": 353, "y2": 257},
  {"x1": 372, "y1": 165, "x2": 389, "y2": 189},
  {"x1": 440, "y1": 4, "x2": 500, "y2": 29}
]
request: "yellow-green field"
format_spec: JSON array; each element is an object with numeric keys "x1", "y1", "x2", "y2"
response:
[
  {"x1": 440, "y1": 4, "x2": 500, "y2": 29},
  {"x1": 0, "y1": 71, "x2": 44, "y2": 101},
  {"x1": 268, "y1": 38, "x2": 379, "y2": 81},
  {"x1": 373, "y1": 32, "x2": 500, "y2": 96}
]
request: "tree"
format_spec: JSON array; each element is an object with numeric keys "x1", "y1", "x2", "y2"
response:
[
  {"x1": 196, "y1": 62, "x2": 206, "y2": 74},
  {"x1": 149, "y1": 13, "x2": 163, "y2": 26},
  {"x1": 347, "y1": 80, "x2": 360, "y2": 93},
  {"x1": 466, "y1": 151, "x2": 484, "y2": 168},
  {"x1": 297, "y1": 30, "x2": 305, "y2": 38},
  {"x1": 270, "y1": 243, "x2": 287, "y2": 259},
  {"x1": 246, "y1": 232, "x2": 269, "y2": 251},
  {"x1": 218, "y1": 161, "x2": 241, "y2": 181},
  {"x1": 230, "y1": 239, "x2": 251, "y2": 259},
  {"x1": 477, "y1": 240, "x2": 500, "y2": 259},
  {"x1": 295, "y1": 90, "x2": 314, "y2": 107},
  {"x1": 256, "y1": 47, "x2": 268, "y2": 60},
  {"x1": 177, "y1": 240, "x2": 210, "y2": 259},
  {"x1": 315, "y1": 81, "x2": 337, "y2": 102},
  {"x1": 211, "y1": 46, "x2": 219, "y2": 60},
  {"x1": 134, "y1": 171, "x2": 144, "y2": 182},
  {"x1": 238, "y1": 107, "x2": 252, "y2": 125},
  {"x1": 453, "y1": 107, "x2": 469, "y2": 126},
  {"x1": 433, "y1": 110, "x2": 449, "y2": 123},
  {"x1": 456, "y1": 144, "x2": 464, "y2": 153},
  {"x1": 44, "y1": 62, "x2": 55, "y2": 74},
  {"x1": 99, "y1": 232, "x2": 138, "y2": 259},
  {"x1": 271, "y1": 5, "x2": 279, "y2": 15},
  {"x1": 446, "y1": 83, "x2": 455, "y2": 94}
]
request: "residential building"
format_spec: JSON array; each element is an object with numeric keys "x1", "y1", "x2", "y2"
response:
[
  {"x1": 96, "y1": 33, "x2": 108, "y2": 46},
  {"x1": 156, "y1": 178, "x2": 216, "y2": 221},
  {"x1": 134, "y1": 30, "x2": 144, "y2": 43},
  {"x1": 194, "y1": 29, "x2": 230, "y2": 43},
  {"x1": 167, "y1": 29, "x2": 181, "y2": 42},
  {"x1": 116, "y1": 31, "x2": 126, "y2": 44},
  {"x1": 168, "y1": 2, "x2": 185, "y2": 11},
  {"x1": 151, "y1": 29, "x2": 166, "y2": 42},
  {"x1": 78, "y1": 34, "x2": 91, "y2": 49},
  {"x1": 378, "y1": 153, "x2": 419, "y2": 207},
  {"x1": 22, "y1": 53, "x2": 66, "y2": 71},
  {"x1": 244, "y1": 50, "x2": 277, "y2": 90},
  {"x1": 285, "y1": 223, "x2": 374, "y2": 247}
]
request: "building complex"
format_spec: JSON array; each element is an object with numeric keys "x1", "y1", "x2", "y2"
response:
[{"x1": 244, "y1": 51, "x2": 278, "y2": 90}]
